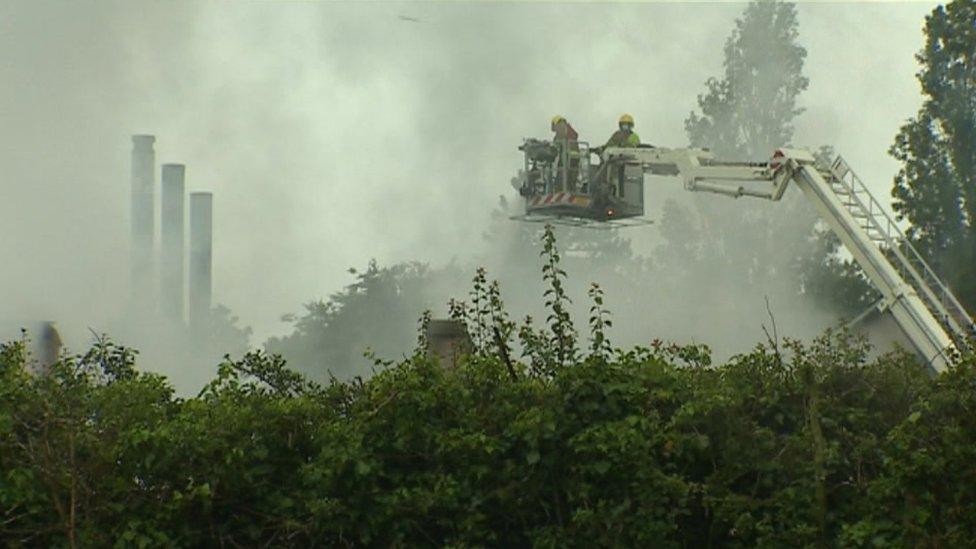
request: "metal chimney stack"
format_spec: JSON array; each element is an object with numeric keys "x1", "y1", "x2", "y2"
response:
[
  {"x1": 189, "y1": 192, "x2": 213, "y2": 327},
  {"x1": 130, "y1": 135, "x2": 156, "y2": 307},
  {"x1": 160, "y1": 164, "x2": 186, "y2": 323}
]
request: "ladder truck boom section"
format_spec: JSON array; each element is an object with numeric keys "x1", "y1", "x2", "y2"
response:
[{"x1": 599, "y1": 145, "x2": 975, "y2": 373}]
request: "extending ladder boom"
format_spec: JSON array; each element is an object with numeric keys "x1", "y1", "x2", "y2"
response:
[
  {"x1": 789, "y1": 162, "x2": 961, "y2": 371},
  {"x1": 599, "y1": 146, "x2": 975, "y2": 372},
  {"x1": 820, "y1": 157, "x2": 974, "y2": 349}
]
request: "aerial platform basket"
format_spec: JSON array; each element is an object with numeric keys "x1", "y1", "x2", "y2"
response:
[{"x1": 513, "y1": 138, "x2": 650, "y2": 226}]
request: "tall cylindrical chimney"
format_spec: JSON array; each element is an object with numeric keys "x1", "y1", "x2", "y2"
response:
[
  {"x1": 189, "y1": 192, "x2": 213, "y2": 328},
  {"x1": 160, "y1": 164, "x2": 186, "y2": 323},
  {"x1": 130, "y1": 135, "x2": 156, "y2": 308}
]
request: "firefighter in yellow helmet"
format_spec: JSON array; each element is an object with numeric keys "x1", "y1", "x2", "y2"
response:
[
  {"x1": 601, "y1": 114, "x2": 640, "y2": 198},
  {"x1": 550, "y1": 115, "x2": 580, "y2": 191},
  {"x1": 605, "y1": 114, "x2": 640, "y2": 148}
]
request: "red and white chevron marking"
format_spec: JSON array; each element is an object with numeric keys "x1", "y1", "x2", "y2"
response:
[{"x1": 530, "y1": 193, "x2": 589, "y2": 207}]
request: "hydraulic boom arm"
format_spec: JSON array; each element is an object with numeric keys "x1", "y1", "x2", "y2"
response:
[{"x1": 600, "y1": 145, "x2": 975, "y2": 372}]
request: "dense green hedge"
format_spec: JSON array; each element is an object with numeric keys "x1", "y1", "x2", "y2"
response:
[
  {"x1": 3, "y1": 332, "x2": 976, "y2": 547},
  {"x1": 3, "y1": 227, "x2": 975, "y2": 546}
]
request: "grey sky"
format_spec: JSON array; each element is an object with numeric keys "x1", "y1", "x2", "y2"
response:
[{"x1": 0, "y1": 1, "x2": 936, "y2": 346}]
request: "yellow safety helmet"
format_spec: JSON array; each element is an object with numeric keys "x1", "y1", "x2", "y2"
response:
[
  {"x1": 619, "y1": 113, "x2": 635, "y2": 126},
  {"x1": 551, "y1": 115, "x2": 565, "y2": 125}
]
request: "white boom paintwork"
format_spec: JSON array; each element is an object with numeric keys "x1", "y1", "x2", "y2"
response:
[{"x1": 599, "y1": 145, "x2": 974, "y2": 373}]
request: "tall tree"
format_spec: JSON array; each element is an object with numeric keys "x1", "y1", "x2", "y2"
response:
[
  {"x1": 682, "y1": 0, "x2": 812, "y2": 297},
  {"x1": 890, "y1": 0, "x2": 976, "y2": 310},
  {"x1": 685, "y1": 0, "x2": 808, "y2": 162},
  {"x1": 666, "y1": 0, "x2": 875, "y2": 333}
]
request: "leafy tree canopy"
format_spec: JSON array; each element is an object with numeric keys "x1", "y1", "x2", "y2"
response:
[{"x1": 890, "y1": 0, "x2": 976, "y2": 310}]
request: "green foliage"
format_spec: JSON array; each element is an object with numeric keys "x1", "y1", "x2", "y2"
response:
[
  {"x1": 266, "y1": 260, "x2": 462, "y2": 379},
  {"x1": 196, "y1": 304, "x2": 253, "y2": 359},
  {"x1": 685, "y1": 0, "x2": 808, "y2": 161},
  {"x1": 840, "y1": 354, "x2": 976, "y2": 547},
  {"x1": 541, "y1": 224, "x2": 578, "y2": 368},
  {"x1": 890, "y1": 0, "x2": 976, "y2": 310},
  {"x1": 673, "y1": 0, "x2": 875, "y2": 322},
  {"x1": 2, "y1": 225, "x2": 973, "y2": 546},
  {"x1": 587, "y1": 283, "x2": 613, "y2": 360}
]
